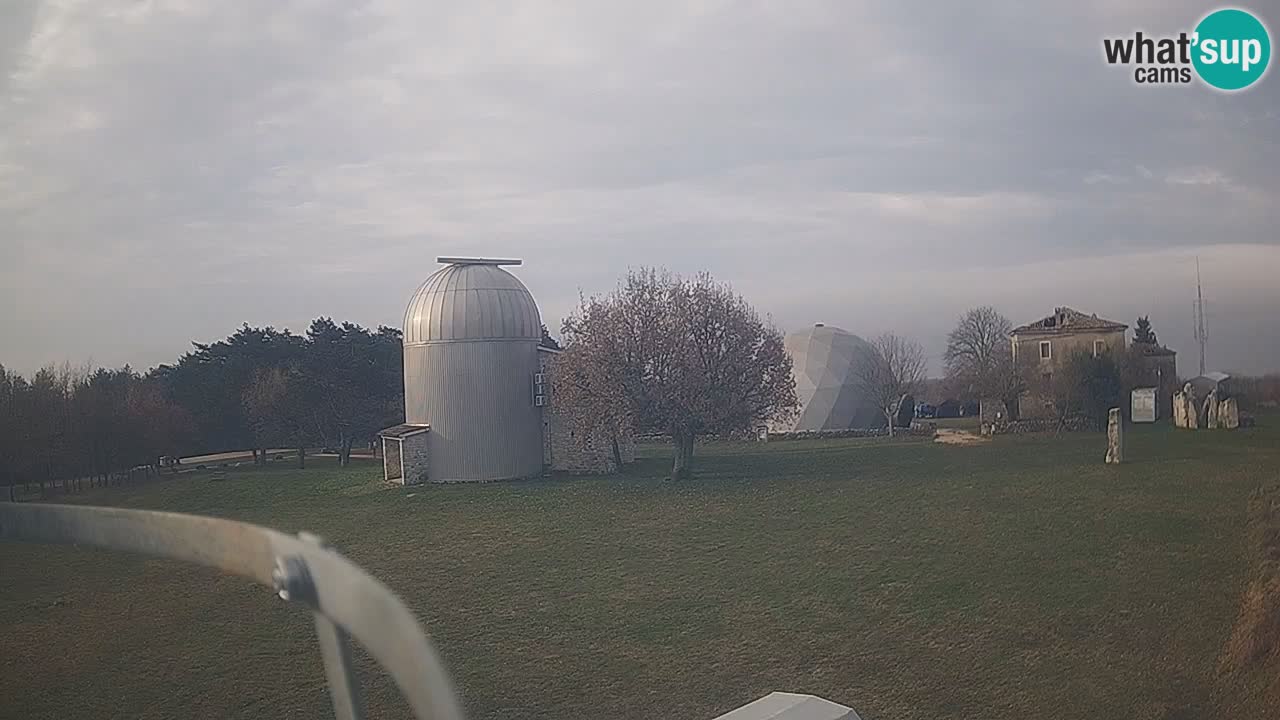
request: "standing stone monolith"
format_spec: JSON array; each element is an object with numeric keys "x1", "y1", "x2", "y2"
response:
[
  {"x1": 1172, "y1": 391, "x2": 1187, "y2": 428},
  {"x1": 1105, "y1": 408, "x2": 1124, "y2": 464},
  {"x1": 1204, "y1": 389, "x2": 1220, "y2": 429},
  {"x1": 1222, "y1": 397, "x2": 1240, "y2": 429}
]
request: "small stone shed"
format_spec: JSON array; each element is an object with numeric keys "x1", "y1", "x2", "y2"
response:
[
  {"x1": 538, "y1": 346, "x2": 636, "y2": 474},
  {"x1": 378, "y1": 424, "x2": 430, "y2": 485}
]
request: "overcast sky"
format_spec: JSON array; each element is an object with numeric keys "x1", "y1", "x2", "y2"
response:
[{"x1": 3, "y1": 1, "x2": 1278, "y2": 377}]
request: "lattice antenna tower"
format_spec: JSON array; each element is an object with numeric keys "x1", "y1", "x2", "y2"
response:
[{"x1": 1193, "y1": 257, "x2": 1208, "y2": 376}]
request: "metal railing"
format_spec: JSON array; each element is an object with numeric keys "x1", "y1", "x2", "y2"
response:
[{"x1": 0, "y1": 503, "x2": 466, "y2": 720}]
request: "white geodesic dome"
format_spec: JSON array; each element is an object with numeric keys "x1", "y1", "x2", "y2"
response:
[{"x1": 778, "y1": 324, "x2": 884, "y2": 431}]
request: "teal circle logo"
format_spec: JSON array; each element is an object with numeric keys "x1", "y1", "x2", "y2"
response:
[{"x1": 1192, "y1": 8, "x2": 1271, "y2": 91}]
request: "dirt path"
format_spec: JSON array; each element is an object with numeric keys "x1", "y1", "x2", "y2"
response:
[{"x1": 935, "y1": 428, "x2": 988, "y2": 445}]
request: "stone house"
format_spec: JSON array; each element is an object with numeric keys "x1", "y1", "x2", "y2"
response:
[
  {"x1": 379, "y1": 423, "x2": 431, "y2": 485},
  {"x1": 537, "y1": 346, "x2": 636, "y2": 475},
  {"x1": 1011, "y1": 307, "x2": 1129, "y2": 419}
]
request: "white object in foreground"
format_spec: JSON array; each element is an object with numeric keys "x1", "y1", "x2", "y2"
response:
[{"x1": 712, "y1": 692, "x2": 861, "y2": 720}]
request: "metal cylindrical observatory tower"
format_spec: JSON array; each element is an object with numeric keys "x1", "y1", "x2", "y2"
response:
[{"x1": 402, "y1": 257, "x2": 543, "y2": 482}]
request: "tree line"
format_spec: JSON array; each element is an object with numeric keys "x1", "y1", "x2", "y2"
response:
[
  {"x1": 0, "y1": 318, "x2": 405, "y2": 495},
  {"x1": 0, "y1": 364, "x2": 194, "y2": 496},
  {"x1": 156, "y1": 319, "x2": 405, "y2": 468}
]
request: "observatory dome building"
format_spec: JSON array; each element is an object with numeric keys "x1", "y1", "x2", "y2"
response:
[
  {"x1": 380, "y1": 256, "x2": 636, "y2": 484},
  {"x1": 391, "y1": 257, "x2": 545, "y2": 483},
  {"x1": 779, "y1": 323, "x2": 883, "y2": 431}
]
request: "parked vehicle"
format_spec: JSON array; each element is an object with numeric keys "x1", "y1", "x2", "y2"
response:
[{"x1": 934, "y1": 399, "x2": 961, "y2": 418}]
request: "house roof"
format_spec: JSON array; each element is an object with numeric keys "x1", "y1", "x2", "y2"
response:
[
  {"x1": 1012, "y1": 307, "x2": 1128, "y2": 335},
  {"x1": 1135, "y1": 343, "x2": 1177, "y2": 356},
  {"x1": 1196, "y1": 371, "x2": 1231, "y2": 383},
  {"x1": 378, "y1": 423, "x2": 430, "y2": 439}
]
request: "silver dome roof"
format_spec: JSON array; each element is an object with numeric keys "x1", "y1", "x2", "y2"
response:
[{"x1": 403, "y1": 259, "x2": 541, "y2": 345}]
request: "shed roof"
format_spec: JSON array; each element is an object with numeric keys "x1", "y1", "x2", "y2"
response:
[
  {"x1": 1196, "y1": 371, "x2": 1231, "y2": 383},
  {"x1": 1013, "y1": 307, "x2": 1128, "y2": 335},
  {"x1": 378, "y1": 423, "x2": 430, "y2": 439}
]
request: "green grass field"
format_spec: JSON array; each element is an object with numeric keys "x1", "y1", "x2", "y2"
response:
[{"x1": 3, "y1": 420, "x2": 1279, "y2": 720}]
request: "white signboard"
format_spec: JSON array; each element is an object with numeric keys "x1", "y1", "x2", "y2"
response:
[{"x1": 1131, "y1": 387, "x2": 1157, "y2": 423}]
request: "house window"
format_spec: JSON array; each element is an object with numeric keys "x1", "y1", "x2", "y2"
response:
[
  {"x1": 1039, "y1": 340, "x2": 1051, "y2": 360},
  {"x1": 1093, "y1": 339, "x2": 1105, "y2": 357}
]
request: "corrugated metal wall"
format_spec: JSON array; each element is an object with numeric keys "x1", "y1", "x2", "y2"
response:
[{"x1": 404, "y1": 340, "x2": 543, "y2": 482}]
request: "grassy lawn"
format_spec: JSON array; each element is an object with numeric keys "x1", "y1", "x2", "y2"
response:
[
  {"x1": 3, "y1": 419, "x2": 1279, "y2": 720},
  {"x1": 929, "y1": 416, "x2": 981, "y2": 430}
]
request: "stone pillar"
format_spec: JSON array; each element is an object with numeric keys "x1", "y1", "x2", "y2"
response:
[
  {"x1": 1105, "y1": 408, "x2": 1124, "y2": 464},
  {"x1": 1172, "y1": 392, "x2": 1186, "y2": 428},
  {"x1": 1204, "y1": 390, "x2": 1220, "y2": 429},
  {"x1": 1222, "y1": 397, "x2": 1240, "y2": 429}
]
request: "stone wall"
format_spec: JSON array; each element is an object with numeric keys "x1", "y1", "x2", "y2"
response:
[
  {"x1": 547, "y1": 409, "x2": 632, "y2": 471},
  {"x1": 768, "y1": 422, "x2": 937, "y2": 441},
  {"x1": 400, "y1": 433, "x2": 430, "y2": 485},
  {"x1": 543, "y1": 405, "x2": 634, "y2": 475},
  {"x1": 538, "y1": 350, "x2": 635, "y2": 475},
  {"x1": 991, "y1": 416, "x2": 1094, "y2": 434}
]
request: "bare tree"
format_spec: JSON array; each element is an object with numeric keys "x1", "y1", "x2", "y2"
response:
[
  {"x1": 550, "y1": 318, "x2": 633, "y2": 471},
  {"x1": 944, "y1": 306, "x2": 1023, "y2": 418},
  {"x1": 557, "y1": 268, "x2": 797, "y2": 480},
  {"x1": 861, "y1": 333, "x2": 927, "y2": 437},
  {"x1": 1019, "y1": 353, "x2": 1078, "y2": 432}
]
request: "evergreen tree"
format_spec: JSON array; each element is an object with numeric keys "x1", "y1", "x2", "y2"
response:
[{"x1": 1134, "y1": 316, "x2": 1158, "y2": 345}]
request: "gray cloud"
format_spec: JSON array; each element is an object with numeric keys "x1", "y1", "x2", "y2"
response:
[{"x1": 2, "y1": 0, "x2": 1278, "y2": 376}]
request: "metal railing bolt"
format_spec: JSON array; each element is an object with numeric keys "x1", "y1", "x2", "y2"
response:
[{"x1": 272, "y1": 555, "x2": 316, "y2": 605}]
